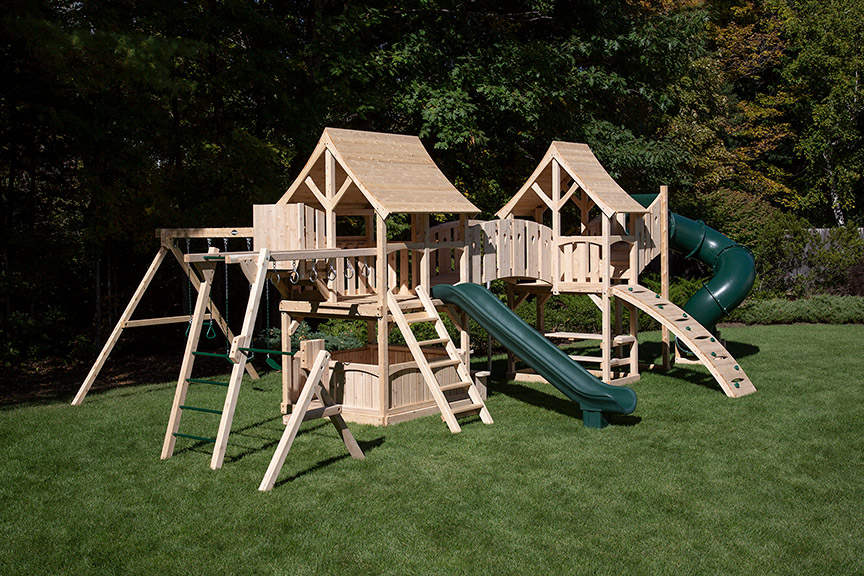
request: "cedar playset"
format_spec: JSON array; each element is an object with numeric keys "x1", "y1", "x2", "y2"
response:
[{"x1": 72, "y1": 128, "x2": 756, "y2": 490}]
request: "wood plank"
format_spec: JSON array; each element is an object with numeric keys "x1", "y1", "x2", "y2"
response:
[
  {"x1": 122, "y1": 314, "x2": 210, "y2": 328},
  {"x1": 259, "y1": 349, "x2": 332, "y2": 491},
  {"x1": 211, "y1": 249, "x2": 271, "y2": 470},
  {"x1": 612, "y1": 284, "x2": 756, "y2": 397},
  {"x1": 158, "y1": 228, "x2": 253, "y2": 240}
]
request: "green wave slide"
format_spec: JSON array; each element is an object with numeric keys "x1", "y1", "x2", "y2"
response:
[{"x1": 430, "y1": 283, "x2": 638, "y2": 429}]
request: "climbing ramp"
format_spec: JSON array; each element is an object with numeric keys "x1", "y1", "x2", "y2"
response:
[{"x1": 611, "y1": 285, "x2": 756, "y2": 398}]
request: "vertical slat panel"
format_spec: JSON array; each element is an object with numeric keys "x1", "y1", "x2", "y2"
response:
[
  {"x1": 483, "y1": 222, "x2": 497, "y2": 283},
  {"x1": 563, "y1": 243, "x2": 574, "y2": 282},
  {"x1": 499, "y1": 218, "x2": 512, "y2": 278},
  {"x1": 400, "y1": 249, "x2": 410, "y2": 293},
  {"x1": 513, "y1": 221, "x2": 525, "y2": 277}
]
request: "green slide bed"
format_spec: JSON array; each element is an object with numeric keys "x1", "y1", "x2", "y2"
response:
[{"x1": 431, "y1": 283, "x2": 637, "y2": 428}]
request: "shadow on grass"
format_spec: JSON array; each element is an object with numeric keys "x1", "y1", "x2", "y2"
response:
[
  {"x1": 173, "y1": 414, "x2": 284, "y2": 459},
  {"x1": 492, "y1": 381, "x2": 641, "y2": 427},
  {"x1": 274, "y1": 436, "x2": 385, "y2": 487}
]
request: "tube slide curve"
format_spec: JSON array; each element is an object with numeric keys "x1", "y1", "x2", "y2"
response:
[
  {"x1": 430, "y1": 283, "x2": 637, "y2": 428},
  {"x1": 668, "y1": 213, "x2": 756, "y2": 332},
  {"x1": 629, "y1": 194, "x2": 755, "y2": 333}
]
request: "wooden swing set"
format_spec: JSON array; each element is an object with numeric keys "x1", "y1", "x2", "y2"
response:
[{"x1": 73, "y1": 127, "x2": 756, "y2": 490}]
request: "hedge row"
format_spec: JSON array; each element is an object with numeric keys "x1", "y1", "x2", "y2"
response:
[{"x1": 728, "y1": 295, "x2": 864, "y2": 325}]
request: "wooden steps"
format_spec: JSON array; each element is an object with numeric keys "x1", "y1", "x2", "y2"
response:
[
  {"x1": 387, "y1": 287, "x2": 493, "y2": 433},
  {"x1": 611, "y1": 284, "x2": 756, "y2": 398}
]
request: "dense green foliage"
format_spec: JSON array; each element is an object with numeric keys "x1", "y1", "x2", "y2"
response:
[
  {"x1": 729, "y1": 294, "x2": 864, "y2": 324},
  {"x1": 2, "y1": 1, "x2": 863, "y2": 364},
  {"x1": 2, "y1": 325, "x2": 864, "y2": 574}
]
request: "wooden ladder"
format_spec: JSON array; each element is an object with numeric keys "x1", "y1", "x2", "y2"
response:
[
  {"x1": 162, "y1": 248, "x2": 271, "y2": 468},
  {"x1": 387, "y1": 286, "x2": 493, "y2": 433},
  {"x1": 611, "y1": 284, "x2": 756, "y2": 397}
]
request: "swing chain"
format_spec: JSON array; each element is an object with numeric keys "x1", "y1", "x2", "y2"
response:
[
  {"x1": 309, "y1": 263, "x2": 318, "y2": 283},
  {"x1": 345, "y1": 259, "x2": 354, "y2": 280},
  {"x1": 327, "y1": 262, "x2": 337, "y2": 282},
  {"x1": 289, "y1": 261, "x2": 299, "y2": 284}
]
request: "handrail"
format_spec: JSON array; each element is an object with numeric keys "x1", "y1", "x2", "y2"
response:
[
  {"x1": 184, "y1": 247, "x2": 377, "y2": 263},
  {"x1": 157, "y1": 227, "x2": 253, "y2": 239},
  {"x1": 556, "y1": 235, "x2": 634, "y2": 247}
]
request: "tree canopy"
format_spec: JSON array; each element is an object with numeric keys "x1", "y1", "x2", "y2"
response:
[{"x1": 2, "y1": 0, "x2": 863, "y2": 362}]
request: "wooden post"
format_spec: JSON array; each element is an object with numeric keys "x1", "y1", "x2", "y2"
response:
[
  {"x1": 280, "y1": 313, "x2": 302, "y2": 411},
  {"x1": 325, "y1": 149, "x2": 337, "y2": 303},
  {"x1": 552, "y1": 159, "x2": 561, "y2": 294},
  {"x1": 376, "y1": 214, "x2": 389, "y2": 421},
  {"x1": 601, "y1": 215, "x2": 612, "y2": 383},
  {"x1": 421, "y1": 214, "x2": 431, "y2": 288},
  {"x1": 210, "y1": 249, "x2": 270, "y2": 470},
  {"x1": 660, "y1": 185, "x2": 670, "y2": 370},
  {"x1": 505, "y1": 283, "x2": 516, "y2": 377},
  {"x1": 459, "y1": 215, "x2": 470, "y2": 361},
  {"x1": 73, "y1": 247, "x2": 168, "y2": 405}
]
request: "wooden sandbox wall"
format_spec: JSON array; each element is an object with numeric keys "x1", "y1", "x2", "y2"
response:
[{"x1": 284, "y1": 345, "x2": 468, "y2": 426}]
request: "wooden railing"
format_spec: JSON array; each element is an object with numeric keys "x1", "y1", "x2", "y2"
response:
[{"x1": 466, "y1": 219, "x2": 554, "y2": 284}]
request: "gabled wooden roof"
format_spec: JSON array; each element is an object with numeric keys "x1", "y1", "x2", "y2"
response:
[
  {"x1": 278, "y1": 128, "x2": 479, "y2": 218},
  {"x1": 496, "y1": 141, "x2": 647, "y2": 218}
]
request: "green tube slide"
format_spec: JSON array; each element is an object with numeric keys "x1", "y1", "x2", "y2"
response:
[
  {"x1": 668, "y1": 213, "x2": 756, "y2": 331},
  {"x1": 630, "y1": 194, "x2": 756, "y2": 346},
  {"x1": 431, "y1": 283, "x2": 637, "y2": 428}
]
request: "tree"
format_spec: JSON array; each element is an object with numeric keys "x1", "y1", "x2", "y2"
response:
[{"x1": 780, "y1": 0, "x2": 864, "y2": 226}]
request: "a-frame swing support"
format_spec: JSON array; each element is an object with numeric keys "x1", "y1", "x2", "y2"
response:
[{"x1": 71, "y1": 231, "x2": 259, "y2": 406}]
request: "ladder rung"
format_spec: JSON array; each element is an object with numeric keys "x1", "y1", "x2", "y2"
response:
[
  {"x1": 180, "y1": 404, "x2": 223, "y2": 415},
  {"x1": 450, "y1": 402, "x2": 484, "y2": 415},
  {"x1": 238, "y1": 347, "x2": 295, "y2": 356},
  {"x1": 186, "y1": 378, "x2": 229, "y2": 387},
  {"x1": 172, "y1": 432, "x2": 217, "y2": 443},
  {"x1": 417, "y1": 337, "x2": 449, "y2": 347},
  {"x1": 427, "y1": 358, "x2": 461, "y2": 370},
  {"x1": 191, "y1": 351, "x2": 230, "y2": 359},
  {"x1": 439, "y1": 381, "x2": 473, "y2": 392},
  {"x1": 403, "y1": 313, "x2": 438, "y2": 324}
]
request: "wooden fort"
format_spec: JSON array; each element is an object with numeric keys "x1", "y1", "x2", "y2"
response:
[
  {"x1": 261, "y1": 127, "x2": 490, "y2": 428},
  {"x1": 73, "y1": 127, "x2": 756, "y2": 488}
]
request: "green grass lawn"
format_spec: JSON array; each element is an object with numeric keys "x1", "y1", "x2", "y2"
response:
[{"x1": 2, "y1": 324, "x2": 863, "y2": 575}]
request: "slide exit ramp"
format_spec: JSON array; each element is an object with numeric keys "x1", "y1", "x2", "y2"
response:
[{"x1": 431, "y1": 283, "x2": 637, "y2": 428}]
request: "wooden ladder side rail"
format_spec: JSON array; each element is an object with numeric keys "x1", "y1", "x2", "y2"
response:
[
  {"x1": 167, "y1": 243, "x2": 260, "y2": 381},
  {"x1": 259, "y1": 349, "x2": 365, "y2": 492},
  {"x1": 611, "y1": 285, "x2": 756, "y2": 398},
  {"x1": 161, "y1": 252, "x2": 219, "y2": 459},
  {"x1": 415, "y1": 286, "x2": 493, "y2": 426},
  {"x1": 210, "y1": 249, "x2": 271, "y2": 470},
  {"x1": 72, "y1": 247, "x2": 170, "y2": 406},
  {"x1": 387, "y1": 291, "x2": 463, "y2": 433}
]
